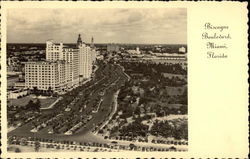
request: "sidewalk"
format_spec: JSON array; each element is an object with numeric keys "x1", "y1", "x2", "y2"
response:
[{"x1": 40, "y1": 97, "x2": 63, "y2": 110}]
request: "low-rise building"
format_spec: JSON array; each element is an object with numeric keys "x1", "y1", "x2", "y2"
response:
[
  {"x1": 179, "y1": 46, "x2": 186, "y2": 53},
  {"x1": 127, "y1": 47, "x2": 141, "y2": 54},
  {"x1": 7, "y1": 89, "x2": 29, "y2": 99},
  {"x1": 14, "y1": 82, "x2": 25, "y2": 89}
]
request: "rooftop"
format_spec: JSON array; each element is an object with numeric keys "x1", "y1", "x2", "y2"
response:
[{"x1": 25, "y1": 60, "x2": 68, "y2": 65}]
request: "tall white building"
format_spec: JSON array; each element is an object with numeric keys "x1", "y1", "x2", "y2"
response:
[
  {"x1": 62, "y1": 47, "x2": 80, "y2": 87},
  {"x1": 46, "y1": 40, "x2": 80, "y2": 87},
  {"x1": 78, "y1": 35, "x2": 96, "y2": 79},
  {"x1": 24, "y1": 34, "x2": 96, "y2": 92},
  {"x1": 25, "y1": 61, "x2": 69, "y2": 91},
  {"x1": 46, "y1": 40, "x2": 63, "y2": 61},
  {"x1": 79, "y1": 43, "x2": 92, "y2": 78}
]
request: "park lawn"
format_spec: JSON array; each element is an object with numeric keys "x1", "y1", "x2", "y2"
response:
[{"x1": 8, "y1": 95, "x2": 58, "y2": 108}]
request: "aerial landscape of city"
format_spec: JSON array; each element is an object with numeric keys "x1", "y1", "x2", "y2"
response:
[{"x1": 6, "y1": 8, "x2": 187, "y2": 152}]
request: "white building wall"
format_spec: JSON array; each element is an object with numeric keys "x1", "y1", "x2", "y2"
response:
[
  {"x1": 62, "y1": 48, "x2": 79, "y2": 87},
  {"x1": 79, "y1": 44, "x2": 93, "y2": 79},
  {"x1": 25, "y1": 62, "x2": 56, "y2": 90},
  {"x1": 46, "y1": 40, "x2": 63, "y2": 61},
  {"x1": 8, "y1": 90, "x2": 28, "y2": 99},
  {"x1": 26, "y1": 38, "x2": 95, "y2": 92},
  {"x1": 24, "y1": 61, "x2": 69, "y2": 91},
  {"x1": 46, "y1": 40, "x2": 80, "y2": 88},
  {"x1": 179, "y1": 46, "x2": 186, "y2": 53}
]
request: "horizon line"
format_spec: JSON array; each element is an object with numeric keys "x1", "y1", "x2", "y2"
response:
[{"x1": 7, "y1": 42, "x2": 187, "y2": 45}]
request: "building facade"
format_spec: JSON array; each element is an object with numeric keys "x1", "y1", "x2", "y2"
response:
[
  {"x1": 24, "y1": 34, "x2": 96, "y2": 92},
  {"x1": 62, "y1": 47, "x2": 80, "y2": 86},
  {"x1": 78, "y1": 35, "x2": 96, "y2": 79},
  {"x1": 46, "y1": 40, "x2": 63, "y2": 61},
  {"x1": 79, "y1": 43, "x2": 92, "y2": 79},
  {"x1": 24, "y1": 61, "x2": 70, "y2": 91}
]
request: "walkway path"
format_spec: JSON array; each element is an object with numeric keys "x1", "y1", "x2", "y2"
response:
[{"x1": 40, "y1": 97, "x2": 63, "y2": 110}]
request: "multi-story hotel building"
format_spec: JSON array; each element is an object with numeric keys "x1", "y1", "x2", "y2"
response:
[
  {"x1": 24, "y1": 34, "x2": 96, "y2": 92},
  {"x1": 78, "y1": 35, "x2": 96, "y2": 79},
  {"x1": 46, "y1": 41, "x2": 63, "y2": 61},
  {"x1": 25, "y1": 61, "x2": 69, "y2": 91},
  {"x1": 62, "y1": 47, "x2": 80, "y2": 86},
  {"x1": 79, "y1": 43, "x2": 93, "y2": 79}
]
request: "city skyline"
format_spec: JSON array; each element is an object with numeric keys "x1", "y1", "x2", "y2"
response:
[{"x1": 7, "y1": 8, "x2": 187, "y2": 44}]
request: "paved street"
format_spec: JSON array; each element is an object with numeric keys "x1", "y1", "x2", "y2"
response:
[{"x1": 9, "y1": 62, "x2": 128, "y2": 144}]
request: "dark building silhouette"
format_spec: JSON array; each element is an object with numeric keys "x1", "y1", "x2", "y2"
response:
[{"x1": 77, "y1": 34, "x2": 83, "y2": 48}]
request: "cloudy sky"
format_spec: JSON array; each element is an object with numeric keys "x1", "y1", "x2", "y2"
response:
[{"x1": 7, "y1": 8, "x2": 186, "y2": 44}]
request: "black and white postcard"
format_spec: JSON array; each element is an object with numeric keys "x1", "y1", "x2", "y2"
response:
[{"x1": 0, "y1": 1, "x2": 248, "y2": 158}]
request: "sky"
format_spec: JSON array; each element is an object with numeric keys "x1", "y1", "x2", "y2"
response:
[{"x1": 7, "y1": 8, "x2": 187, "y2": 44}]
